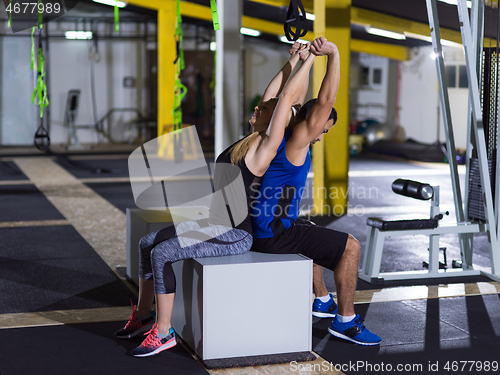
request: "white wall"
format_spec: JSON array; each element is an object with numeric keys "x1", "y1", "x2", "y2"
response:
[
  {"x1": 353, "y1": 45, "x2": 469, "y2": 149},
  {"x1": 0, "y1": 17, "x2": 148, "y2": 146},
  {"x1": 355, "y1": 53, "x2": 389, "y2": 124},
  {"x1": 443, "y1": 47, "x2": 468, "y2": 150},
  {"x1": 0, "y1": 36, "x2": 38, "y2": 145},
  {"x1": 399, "y1": 45, "x2": 468, "y2": 149},
  {"x1": 48, "y1": 22, "x2": 147, "y2": 145}
]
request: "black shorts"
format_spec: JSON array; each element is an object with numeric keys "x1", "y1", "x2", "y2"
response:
[{"x1": 251, "y1": 218, "x2": 348, "y2": 271}]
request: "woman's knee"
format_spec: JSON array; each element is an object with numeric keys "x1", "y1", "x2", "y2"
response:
[
  {"x1": 150, "y1": 243, "x2": 176, "y2": 267},
  {"x1": 150, "y1": 247, "x2": 162, "y2": 266},
  {"x1": 139, "y1": 235, "x2": 154, "y2": 262},
  {"x1": 139, "y1": 233, "x2": 154, "y2": 252}
]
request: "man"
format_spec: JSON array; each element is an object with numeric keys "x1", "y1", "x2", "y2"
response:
[{"x1": 251, "y1": 37, "x2": 380, "y2": 346}]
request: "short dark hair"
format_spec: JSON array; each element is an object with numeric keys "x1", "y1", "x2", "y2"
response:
[{"x1": 296, "y1": 98, "x2": 337, "y2": 125}]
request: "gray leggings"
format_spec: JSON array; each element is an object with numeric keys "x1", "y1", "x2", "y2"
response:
[{"x1": 139, "y1": 219, "x2": 252, "y2": 294}]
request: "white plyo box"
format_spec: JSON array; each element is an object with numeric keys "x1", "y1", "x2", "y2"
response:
[{"x1": 172, "y1": 251, "x2": 313, "y2": 360}]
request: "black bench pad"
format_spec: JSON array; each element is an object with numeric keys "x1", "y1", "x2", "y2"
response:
[{"x1": 367, "y1": 217, "x2": 438, "y2": 231}]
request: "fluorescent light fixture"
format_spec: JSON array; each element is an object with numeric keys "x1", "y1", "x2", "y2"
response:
[
  {"x1": 240, "y1": 27, "x2": 261, "y2": 37},
  {"x1": 404, "y1": 32, "x2": 432, "y2": 43},
  {"x1": 438, "y1": 0, "x2": 471, "y2": 8},
  {"x1": 279, "y1": 36, "x2": 310, "y2": 44},
  {"x1": 430, "y1": 50, "x2": 445, "y2": 59},
  {"x1": 306, "y1": 13, "x2": 315, "y2": 21},
  {"x1": 404, "y1": 31, "x2": 463, "y2": 48},
  {"x1": 366, "y1": 26, "x2": 406, "y2": 40},
  {"x1": 441, "y1": 39, "x2": 463, "y2": 48},
  {"x1": 210, "y1": 42, "x2": 216, "y2": 51},
  {"x1": 65, "y1": 31, "x2": 93, "y2": 39},
  {"x1": 93, "y1": 0, "x2": 127, "y2": 8}
]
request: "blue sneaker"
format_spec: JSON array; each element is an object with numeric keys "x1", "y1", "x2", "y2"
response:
[
  {"x1": 328, "y1": 314, "x2": 381, "y2": 346},
  {"x1": 312, "y1": 293, "x2": 337, "y2": 318}
]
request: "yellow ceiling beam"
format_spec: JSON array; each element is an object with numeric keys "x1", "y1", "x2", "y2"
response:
[
  {"x1": 351, "y1": 39, "x2": 409, "y2": 61},
  {"x1": 350, "y1": 7, "x2": 462, "y2": 45},
  {"x1": 352, "y1": 7, "x2": 500, "y2": 47},
  {"x1": 139, "y1": 1, "x2": 496, "y2": 48},
  {"x1": 180, "y1": 1, "x2": 213, "y2": 22},
  {"x1": 180, "y1": 2, "x2": 410, "y2": 61},
  {"x1": 123, "y1": 0, "x2": 163, "y2": 10},
  {"x1": 242, "y1": 15, "x2": 291, "y2": 37},
  {"x1": 247, "y1": 0, "x2": 315, "y2": 12}
]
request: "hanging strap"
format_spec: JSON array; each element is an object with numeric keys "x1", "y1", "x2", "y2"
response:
[
  {"x1": 210, "y1": 0, "x2": 220, "y2": 31},
  {"x1": 31, "y1": 4, "x2": 50, "y2": 152},
  {"x1": 173, "y1": 0, "x2": 184, "y2": 69},
  {"x1": 7, "y1": 0, "x2": 12, "y2": 28},
  {"x1": 31, "y1": 25, "x2": 49, "y2": 118},
  {"x1": 114, "y1": 2, "x2": 119, "y2": 32},
  {"x1": 284, "y1": 0, "x2": 309, "y2": 42},
  {"x1": 34, "y1": 121, "x2": 51, "y2": 152},
  {"x1": 173, "y1": 0, "x2": 187, "y2": 133}
]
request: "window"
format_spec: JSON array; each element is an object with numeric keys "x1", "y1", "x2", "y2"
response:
[
  {"x1": 360, "y1": 66, "x2": 370, "y2": 86},
  {"x1": 359, "y1": 66, "x2": 382, "y2": 87},
  {"x1": 372, "y1": 68, "x2": 382, "y2": 85},
  {"x1": 446, "y1": 65, "x2": 456, "y2": 88},
  {"x1": 445, "y1": 64, "x2": 468, "y2": 89},
  {"x1": 458, "y1": 65, "x2": 468, "y2": 88}
]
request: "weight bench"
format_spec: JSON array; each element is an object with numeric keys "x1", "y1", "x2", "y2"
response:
[{"x1": 359, "y1": 179, "x2": 484, "y2": 284}]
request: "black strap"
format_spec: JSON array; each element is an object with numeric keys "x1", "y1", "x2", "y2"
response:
[
  {"x1": 34, "y1": 120, "x2": 50, "y2": 152},
  {"x1": 284, "y1": 0, "x2": 309, "y2": 42}
]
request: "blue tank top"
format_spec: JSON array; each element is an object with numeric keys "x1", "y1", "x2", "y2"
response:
[{"x1": 251, "y1": 130, "x2": 311, "y2": 238}]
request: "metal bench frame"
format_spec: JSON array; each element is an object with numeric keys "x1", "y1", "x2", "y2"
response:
[{"x1": 359, "y1": 186, "x2": 487, "y2": 284}]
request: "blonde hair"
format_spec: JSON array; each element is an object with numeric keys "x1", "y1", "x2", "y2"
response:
[{"x1": 229, "y1": 105, "x2": 298, "y2": 165}]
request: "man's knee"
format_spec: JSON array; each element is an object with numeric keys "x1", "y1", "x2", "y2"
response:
[{"x1": 345, "y1": 234, "x2": 360, "y2": 257}]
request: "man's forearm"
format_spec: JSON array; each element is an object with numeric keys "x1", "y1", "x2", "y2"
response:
[{"x1": 317, "y1": 48, "x2": 340, "y2": 106}]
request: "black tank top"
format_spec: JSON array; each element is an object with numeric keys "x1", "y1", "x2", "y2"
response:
[{"x1": 208, "y1": 137, "x2": 262, "y2": 234}]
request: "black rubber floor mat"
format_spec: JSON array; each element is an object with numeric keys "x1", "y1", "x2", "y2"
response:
[
  {"x1": 0, "y1": 321, "x2": 209, "y2": 375},
  {"x1": 86, "y1": 182, "x2": 136, "y2": 213},
  {"x1": 368, "y1": 140, "x2": 447, "y2": 163},
  {"x1": 0, "y1": 161, "x2": 29, "y2": 181},
  {"x1": 55, "y1": 157, "x2": 129, "y2": 178},
  {"x1": 0, "y1": 184, "x2": 65, "y2": 222},
  {"x1": 0, "y1": 225, "x2": 135, "y2": 314}
]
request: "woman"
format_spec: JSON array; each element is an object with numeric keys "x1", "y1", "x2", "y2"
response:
[{"x1": 116, "y1": 42, "x2": 316, "y2": 357}]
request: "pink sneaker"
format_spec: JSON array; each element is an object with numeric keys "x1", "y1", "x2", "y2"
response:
[
  {"x1": 131, "y1": 324, "x2": 177, "y2": 357},
  {"x1": 115, "y1": 304, "x2": 156, "y2": 339}
]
